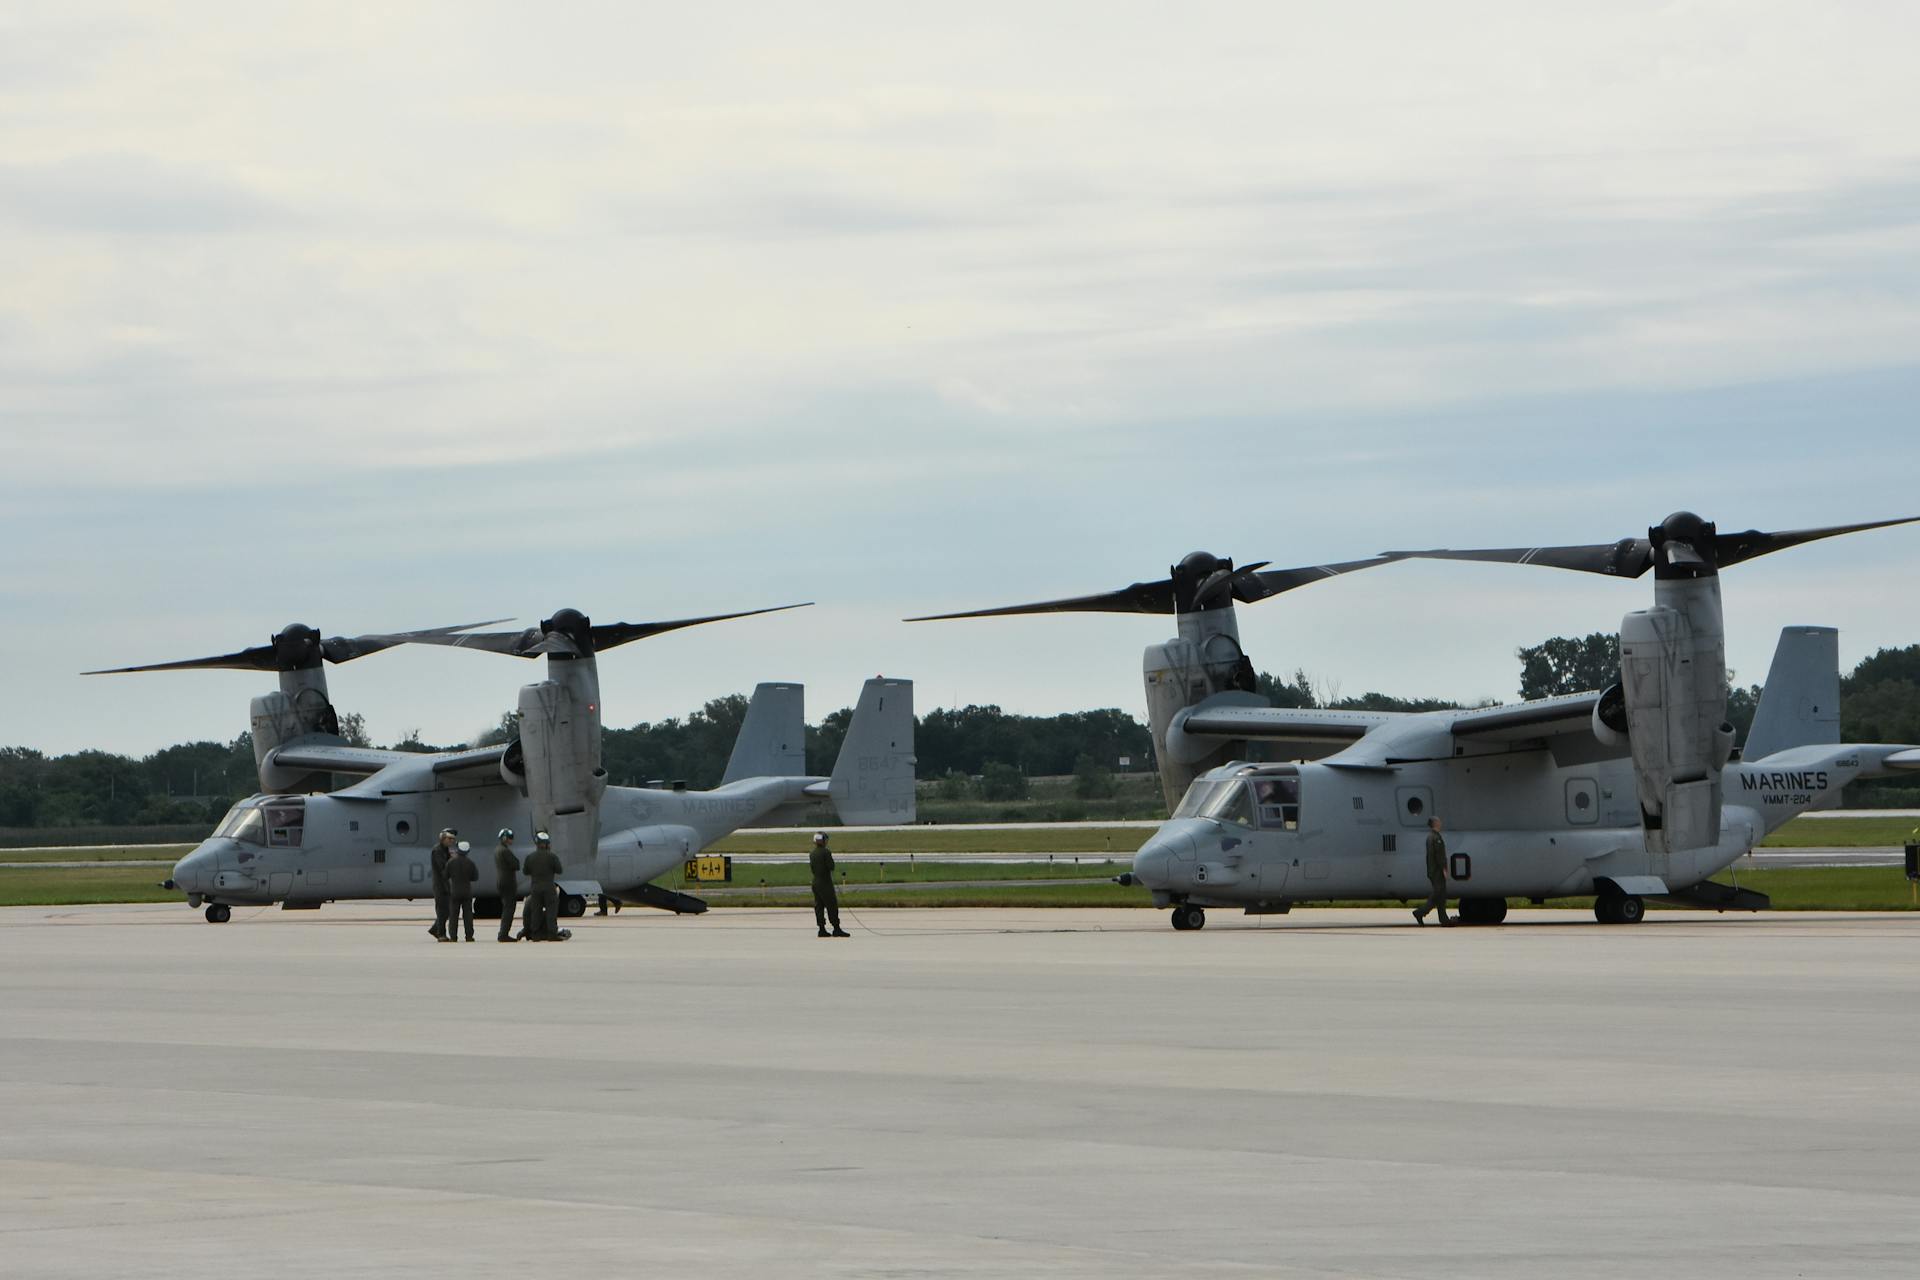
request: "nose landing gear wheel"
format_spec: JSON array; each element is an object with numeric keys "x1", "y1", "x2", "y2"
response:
[
  {"x1": 1169, "y1": 904, "x2": 1206, "y2": 931},
  {"x1": 205, "y1": 903, "x2": 231, "y2": 924}
]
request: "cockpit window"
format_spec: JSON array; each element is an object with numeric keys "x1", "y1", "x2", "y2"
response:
[
  {"x1": 264, "y1": 801, "x2": 304, "y2": 848},
  {"x1": 226, "y1": 808, "x2": 266, "y2": 846},
  {"x1": 1198, "y1": 781, "x2": 1255, "y2": 827},
  {"x1": 213, "y1": 804, "x2": 247, "y2": 838},
  {"x1": 1253, "y1": 777, "x2": 1301, "y2": 831},
  {"x1": 1173, "y1": 780, "x2": 1223, "y2": 819}
]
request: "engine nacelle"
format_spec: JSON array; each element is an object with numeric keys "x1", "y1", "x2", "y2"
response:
[
  {"x1": 1618, "y1": 578, "x2": 1733, "y2": 854},
  {"x1": 1143, "y1": 612, "x2": 1262, "y2": 811},
  {"x1": 250, "y1": 668, "x2": 344, "y2": 792},
  {"x1": 517, "y1": 670, "x2": 609, "y2": 876}
]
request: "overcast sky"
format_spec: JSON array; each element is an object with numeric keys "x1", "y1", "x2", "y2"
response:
[{"x1": 4, "y1": 2, "x2": 1918, "y2": 756}]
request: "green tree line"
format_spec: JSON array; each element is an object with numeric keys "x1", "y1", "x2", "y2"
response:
[{"x1": 6, "y1": 638, "x2": 1918, "y2": 827}]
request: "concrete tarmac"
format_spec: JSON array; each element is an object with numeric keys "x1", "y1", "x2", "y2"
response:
[{"x1": 3, "y1": 903, "x2": 1919, "y2": 1278}]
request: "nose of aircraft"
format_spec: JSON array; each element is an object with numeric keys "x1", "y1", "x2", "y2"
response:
[
  {"x1": 171, "y1": 843, "x2": 219, "y2": 894},
  {"x1": 1131, "y1": 830, "x2": 1193, "y2": 890}
]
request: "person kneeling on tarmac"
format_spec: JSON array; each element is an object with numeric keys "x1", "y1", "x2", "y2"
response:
[{"x1": 519, "y1": 830, "x2": 571, "y2": 942}]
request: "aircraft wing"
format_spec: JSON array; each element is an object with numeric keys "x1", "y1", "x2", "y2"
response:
[
  {"x1": 267, "y1": 744, "x2": 421, "y2": 776},
  {"x1": 1448, "y1": 692, "x2": 1603, "y2": 744},
  {"x1": 266, "y1": 743, "x2": 509, "y2": 778},
  {"x1": 431, "y1": 745, "x2": 509, "y2": 774},
  {"x1": 1179, "y1": 705, "x2": 1397, "y2": 750}
]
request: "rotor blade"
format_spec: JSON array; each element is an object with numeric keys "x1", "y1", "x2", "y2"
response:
[
  {"x1": 83, "y1": 618, "x2": 515, "y2": 675},
  {"x1": 1381, "y1": 539, "x2": 1655, "y2": 579},
  {"x1": 1234, "y1": 557, "x2": 1396, "y2": 604},
  {"x1": 320, "y1": 618, "x2": 514, "y2": 663},
  {"x1": 905, "y1": 579, "x2": 1179, "y2": 621},
  {"x1": 590, "y1": 602, "x2": 813, "y2": 652},
  {"x1": 400, "y1": 627, "x2": 551, "y2": 659},
  {"x1": 83, "y1": 646, "x2": 282, "y2": 675},
  {"x1": 1712, "y1": 516, "x2": 1920, "y2": 569}
]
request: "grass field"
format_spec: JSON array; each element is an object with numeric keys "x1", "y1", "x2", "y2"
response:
[
  {"x1": 4, "y1": 857, "x2": 1915, "y2": 912},
  {"x1": 1756, "y1": 816, "x2": 1920, "y2": 848},
  {"x1": 3, "y1": 814, "x2": 1914, "y2": 910},
  {"x1": 0, "y1": 812, "x2": 1908, "y2": 866},
  {"x1": 0, "y1": 845, "x2": 192, "y2": 864},
  {"x1": 0, "y1": 866, "x2": 184, "y2": 906},
  {"x1": 708, "y1": 828, "x2": 1150, "y2": 855}
]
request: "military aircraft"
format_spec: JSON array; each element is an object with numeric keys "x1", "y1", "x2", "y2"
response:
[
  {"x1": 917, "y1": 517, "x2": 1920, "y2": 928},
  {"x1": 91, "y1": 611, "x2": 915, "y2": 923}
]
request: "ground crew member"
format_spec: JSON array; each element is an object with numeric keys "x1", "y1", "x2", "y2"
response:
[
  {"x1": 447, "y1": 840, "x2": 479, "y2": 942},
  {"x1": 495, "y1": 828, "x2": 521, "y2": 942},
  {"x1": 428, "y1": 829, "x2": 457, "y2": 941},
  {"x1": 1414, "y1": 815, "x2": 1452, "y2": 927},
  {"x1": 595, "y1": 894, "x2": 622, "y2": 915},
  {"x1": 522, "y1": 830, "x2": 565, "y2": 941},
  {"x1": 810, "y1": 832, "x2": 849, "y2": 938}
]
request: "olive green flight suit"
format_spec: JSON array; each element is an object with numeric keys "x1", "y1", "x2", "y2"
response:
[
  {"x1": 1415, "y1": 829, "x2": 1451, "y2": 925},
  {"x1": 446, "y1": 850, "x2": 478, "y2": 941},
  {"x1": 523, "y1": 845, "x2": 564, "y2": 940},
  {"x1": 429, "y1": 839, "x2": 454, "y2": 939},
  {"x1": 495, "y1": 841, "x2": 522, "y2": 942},
  {"x1": 810, "y1": 840, "x2": 846, "y2": 937}
]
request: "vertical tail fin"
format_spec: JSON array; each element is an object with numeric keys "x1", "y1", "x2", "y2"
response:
[
  {"x1": 829, "y1": 678, "x2": 916, "y2": 824},
  {"x1": 1743, "y1": 626, "x2": 1840, "y2": 761},
  {"x1": 721, "y1": 682, "x2": 806, "y2": 783}
]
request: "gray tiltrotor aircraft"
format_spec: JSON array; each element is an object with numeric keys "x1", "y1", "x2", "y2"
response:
[
  {"x1": 921, "y1": 517, "x2": 1920, "y2": 928},
  {"x1": 93, "y1": 610, "x2": 914, "y2": 923}
]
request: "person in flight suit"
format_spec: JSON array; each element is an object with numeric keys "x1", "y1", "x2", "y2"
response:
[
  {"x1": 810, "y1": 832, "x2": 849, "y2": 938},
  {"x1": 1413, "y1": 815, "x2": 1453, "y2": 927},
  {"x1": 522, "y1": 830, "x2": 566, "y2": 941},
  {"x1": 428, "y1": 828, "x2": 457, "y2": 941},
  {"x1": 446, "y1": 840, "x2": 479, "y2": 942},
  {"x1": 494, "y1": 828, "x2": 521, "y2": 943}
]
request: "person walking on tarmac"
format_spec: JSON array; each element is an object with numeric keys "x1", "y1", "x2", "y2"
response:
[
  {"x1": 494, "y1": 828, "x2": 521, "y2": 943},
  {"x1": 1413, "y1": 815, "x2": 1453, "y2": 927},
  {"x1": 810, "y1": 832, "x2": 849, "y2": 938},
  {"x1": 446, "y1": 840, "x2": 479, "y2": 942},
  {"x1": 428, "y1": 829, "x2": 457, "y2": 941},
  {"x1": 522, "y1": 830, "x2": 567, "y2": 942}
]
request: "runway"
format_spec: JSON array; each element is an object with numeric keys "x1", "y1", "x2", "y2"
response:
[{"x1": 3, "y1": 903, "x2": 1919, "y2": 1277}]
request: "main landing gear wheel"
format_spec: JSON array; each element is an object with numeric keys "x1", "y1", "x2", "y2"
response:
[
  {"x1": 1170, "y1": 904, "x2": 1206, "y2": 931},
  {"x1": 1595, "y1": 893, "x2": 1645, "y2": 924},
  {"x1": 1457, "y1": 897, "x2": 1508, "y2": 926},
  {"x1": 204, "y1": 903, "x2": 231, "y2": 924},
  {"x1": 560, "y1": 893, "x2": 587, "y2": 919}
]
